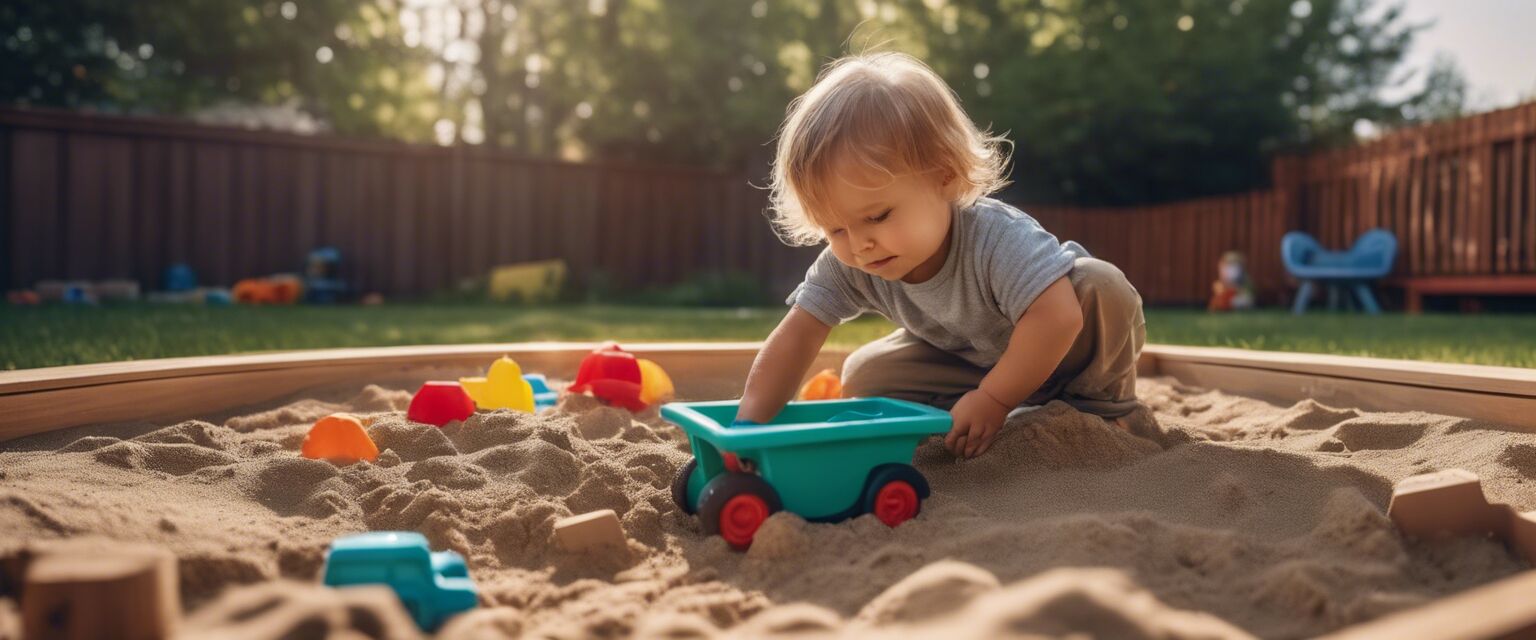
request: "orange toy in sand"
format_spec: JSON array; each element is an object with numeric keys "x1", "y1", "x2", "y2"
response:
[
  {"x1": 301, "y1": 414, "x2": 379, "y2": 464},
  {"x1": 798, "y1": 369, "x2": 842, "y2": 401}
]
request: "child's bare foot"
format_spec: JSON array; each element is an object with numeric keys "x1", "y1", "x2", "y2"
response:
[{"x1": 1106, "y1": 416, "x2": 1132, "y2": 432}]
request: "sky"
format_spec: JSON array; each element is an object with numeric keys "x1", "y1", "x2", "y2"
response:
[{"x1": 1390, "y1": 0, "x2": 1536, "y2": 109}]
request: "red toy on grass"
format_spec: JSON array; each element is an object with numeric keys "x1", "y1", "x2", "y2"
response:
[
  {"x1": 568, "y1": 343, "x2": 646, "y2": 412},
  {"x1": 407, "y1": 381, "x2": 477, "y2": 427}
]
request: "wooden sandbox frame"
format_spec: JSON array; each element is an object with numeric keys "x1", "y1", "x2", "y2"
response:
[{"x1": 1, "y1": 343, "x2": 1533, "y2": 639}]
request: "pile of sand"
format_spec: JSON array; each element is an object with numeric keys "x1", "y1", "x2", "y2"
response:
[{"x1": 0, "y1": 375, "x2": 1531, "y2": 639}]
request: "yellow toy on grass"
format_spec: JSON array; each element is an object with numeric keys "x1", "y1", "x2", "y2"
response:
[
  {"x1": 459, "y1": 357, "x2": 535, "y2": 412},
  {"x1": 489, "y1": 260, "x2": 567, "y2": 303}
]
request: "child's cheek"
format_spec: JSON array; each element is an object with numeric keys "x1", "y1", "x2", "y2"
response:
[{"x1": 826, "y1": 237, "x2": 852, "y2": 265}]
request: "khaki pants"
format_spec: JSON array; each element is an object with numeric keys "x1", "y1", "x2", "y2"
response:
[{"x1": 841, "y1": 257, "x2": 1146, "y2": 418}]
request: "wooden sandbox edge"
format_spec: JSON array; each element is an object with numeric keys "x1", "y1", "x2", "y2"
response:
[
  {"x1": 1317, "y1": 555, "x2": 1536, "y2": 640},
  {"x1": 0, "y1": 342, "x2": 843, "y2": 443},
  {"x1": 1146, "y1": 346, "x2": 1536, "y2": 433},
  {"x1": 4, "y1": 342, "x2": 1535, "y2": 440},
  {"x1": 0, "y1": 342, "x2": 1534, "y2": 637}
]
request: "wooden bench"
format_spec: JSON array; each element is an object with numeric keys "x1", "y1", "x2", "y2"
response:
[{"x1": 1388, "y1": 275, "x2": 1536, "y2": 314}]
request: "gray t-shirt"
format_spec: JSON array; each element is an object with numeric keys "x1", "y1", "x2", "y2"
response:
[{"x1": 786, "y1": 197, "x2": 1088, "y2": 368}]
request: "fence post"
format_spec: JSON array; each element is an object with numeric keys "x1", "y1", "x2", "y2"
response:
[
  {"x1": 0, "y1": 124, "x2": 10, "y2": 291},
  {"x1": 1266, "y1": 154, "x2": 1308, "y2": 305},
  {"x1": 1270, "y1": 154, "x2": 1304, "y2": 234}
]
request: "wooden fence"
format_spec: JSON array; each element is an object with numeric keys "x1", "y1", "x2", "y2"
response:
[
  {"x1": 1030, "y1": 189, "x2": 1295, "y2": 306},
  {"x1": 3, "y1": 101, "x2": 1535, "y2": 305},
  {"x1": 0, "y1": 107, "x2": 816, "y2": 298},
  {"x1": 1036, "y1": 101, "x2": 1536, "y2": 305}
]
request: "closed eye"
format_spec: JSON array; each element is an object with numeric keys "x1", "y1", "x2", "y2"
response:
[{"x1": 866, "y1": 209, "x2": 892, "y2": 223}]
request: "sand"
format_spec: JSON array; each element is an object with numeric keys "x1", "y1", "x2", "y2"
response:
[{"x1": 1, "y1": 374, "x2": 1532, "y2": 639}]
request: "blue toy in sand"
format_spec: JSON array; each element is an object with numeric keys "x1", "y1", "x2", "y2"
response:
[
  {"x1": 321, "y1": 531, "x2": 478, "y2": 630},
  {"x1": 662, "y1": 397, "x2": 951, "y2": 550},
  {"x1": 523, "y1": 374, "x2": 558, "y2": 410},
  {"x1": 1282, "y1": 228, "x2": 1397, "y2": 315}
]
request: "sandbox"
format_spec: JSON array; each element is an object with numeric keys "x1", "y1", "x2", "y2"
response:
[{"x1": 1, "y1": 344, "x2": 1533, "y2": 639}]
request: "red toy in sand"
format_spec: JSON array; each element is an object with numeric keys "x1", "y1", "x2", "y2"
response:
[
  {"x1": 569, "y1": 343, "x2": 646, "y2": 411},
  {"x1": 407, "y1": 381, "x2": 476, "y2": 427}
]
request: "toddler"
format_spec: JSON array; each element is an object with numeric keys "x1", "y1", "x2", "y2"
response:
[{"x1": 736, "y1": 52, "x2": 1146, "y2": 459}]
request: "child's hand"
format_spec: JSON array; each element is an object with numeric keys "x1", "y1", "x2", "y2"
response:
[{"x1": 946, "y1": 388, "x2": 1011, "y2": 458}]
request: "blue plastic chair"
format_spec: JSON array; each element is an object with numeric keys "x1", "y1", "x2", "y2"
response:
[{"x1": 1281, "y1": 229, "x2": 1397, "y2": 314}]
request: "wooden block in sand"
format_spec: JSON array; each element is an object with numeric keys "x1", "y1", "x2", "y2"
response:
[
  {"x1": 1388, "y1": 468, "x2": 1536, "y2": 562},
  {"x1": 1326, "y1": 470, "x2": 1536, "y2": 640},
  {"x1": 554, "y1": 509, "x2": 628, "y2": 553},
  {"x1": 22, "y1": 543, "x2": 179, "y2": 640}
]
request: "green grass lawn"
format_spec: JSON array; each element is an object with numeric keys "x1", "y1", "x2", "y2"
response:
[{"x1": 2, "y1": 303, "x2": 1533, "y2": 370}]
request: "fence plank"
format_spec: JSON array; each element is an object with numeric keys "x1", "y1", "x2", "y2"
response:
[
  {"x1": 6, "y1": 104, "x2": 1536, "y2": 306},
  {"x1": 9, "y1": 131, "x2": 62, "y2": 287}
]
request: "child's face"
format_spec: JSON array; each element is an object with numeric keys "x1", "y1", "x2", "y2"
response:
[{"x1": 817, "y1": 160, "x2": 955, "y2": 284}]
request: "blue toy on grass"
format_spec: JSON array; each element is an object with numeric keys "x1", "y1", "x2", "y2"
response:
[
  {"x1": 304, "y1": 246, "x2": 348, "y2": 304},
  {"x1": 162, "y1": 264, "x2": 197, "y2": 293},
  {"x1": 1281, "y1": 228, "x2": 1397, "y2": 314},
  {"x1": 321, "y1": 531, "x2": 478, "y2": 630}
]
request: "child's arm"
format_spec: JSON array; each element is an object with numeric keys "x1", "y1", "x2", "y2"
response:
[
  {"x1": 737, "y1": 306, "x2": 833, "y2": 424},
  {"x1": 946, "y1": 276, "x2": 1083, "y2": 457}
]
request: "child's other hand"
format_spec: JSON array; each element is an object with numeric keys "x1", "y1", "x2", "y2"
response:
[{"x1": 946, "y1": 389, "x2": 1011, "y2": 458}]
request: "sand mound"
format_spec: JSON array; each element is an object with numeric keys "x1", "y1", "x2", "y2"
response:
[
  {"x1": 181, "y1": 580, "x2": 420, "y2": 639},
  {"x1": 886, "y1": 567, "x2": 1256, "y2": 639},
  {"x1": 0, "y1": 376, "x2": 1531, "y2": 639}
]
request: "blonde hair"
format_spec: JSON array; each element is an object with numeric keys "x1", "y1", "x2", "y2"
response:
[{"x1": 767, "y1": 52, "x2": 1011, "y2": 246}]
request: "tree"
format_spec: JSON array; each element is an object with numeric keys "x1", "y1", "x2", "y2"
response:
[
  {"x1": 889, "y1": 0, "x2": 1444, "y2": 204},
  {"x1": 2, "y1": 0, "x2": 1471, "y2": 203},
  {"x1": 1404, "y1": 53, "x2": 1468, "y2": 122},
  {"x1": 0, "y1": 0, "x2": 438, "y2": 140}
]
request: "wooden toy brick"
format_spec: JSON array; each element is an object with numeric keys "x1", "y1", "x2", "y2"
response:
[
  {"x1": 553, "y1": 509, "x2": 628, "y2": 553},
  {"x1": 1326, "y1": 471, "x2": 1536, "y2": 640},
  {"x1": 1388, "y1": 468, "x2": 1536, "y2": 562},
  {"x1": 22, "y1": 543, "x2": 179, "y2": 640}
]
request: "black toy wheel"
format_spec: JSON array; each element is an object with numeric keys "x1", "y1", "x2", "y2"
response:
[
  {"x1": 862, "y1": 464, "x2": 930, "y2": 527},
  {"x1": 697, "y1": 472, "x2": 782, "y2": 549},
  {"x1": 671, "y1": 457, "x2": 698, "y2": 515}
]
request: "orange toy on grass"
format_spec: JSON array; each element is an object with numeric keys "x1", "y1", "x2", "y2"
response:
[
  {"x1": 301, "y1": 413, "x2": 379, "y2": 464},
  {"x1": 233, "y1": 279, "x2": 275, "y2": 304},
  {"x1": 797, "y1": 369, "x2": 842, "y2": 401},
  {"x1": 232, "y1": 276, "x2": 303, "y2": 304},
  {"x1": 269, "y1": 276, "x2": 303, "y2": 304}
]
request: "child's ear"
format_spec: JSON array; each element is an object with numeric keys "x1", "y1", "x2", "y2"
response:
[{"x1": 940, "y1": 172, "x2": 960, "y2": 199}]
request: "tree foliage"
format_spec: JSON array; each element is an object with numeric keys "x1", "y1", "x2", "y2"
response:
[{"x1": 1, "y1": 0, "x2": 1468, "y2": 203}]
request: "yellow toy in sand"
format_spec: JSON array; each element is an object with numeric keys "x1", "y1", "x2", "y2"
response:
[
  {"x1": 637, "y1": 358, "x2": 676, "y2": 407},
  {"x1": 459, "y1": 356, "x2": 535, "y2": 412}
]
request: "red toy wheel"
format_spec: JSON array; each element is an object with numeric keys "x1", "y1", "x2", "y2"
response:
[
  {"x1": 718, "y1": 494, "x2": 771, "y2": 548},
  {"x1": 697, "y1": 472, "x2": 782, "y2": 550},
  {"x1": 861, "y1": 464, "x2": 930, "y2": 528},
  {"x1": 871, "y1": 481, "x2": 919, "y2": 527}
]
